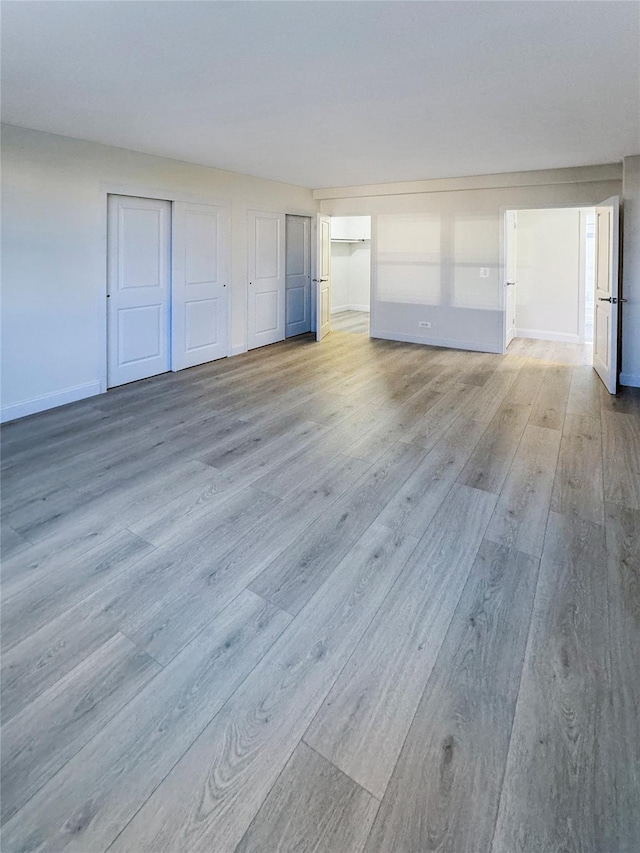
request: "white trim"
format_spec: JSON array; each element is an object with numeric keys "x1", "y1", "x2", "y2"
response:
[
  {"x1": 516, "y1": 329, "x2": 580, "y2": 343},
  {"x1": 620, "y1": 372, "x2": 640, "y2": 388},
  {"x1": 1, "y1": 381, "x2": 102, "y2": 423},
  {"x1": 313, "y1": 164, "x2": 623, "y2": 200},
  {"x1": 370, "y1": 329, "x2": 502, "y2": 353},
  {"x1": 331, "y1": 305, "x2": 369, "y2": 316},
  {"x1": 331, "y1": 305, "x2": 370, "y2": 315}
]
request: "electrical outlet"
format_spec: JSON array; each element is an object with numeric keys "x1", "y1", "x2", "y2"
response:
[
  {"x1": 418, "y1": 321, "x2": 431, "y2": 329},
  {"x1": 480, "y1": 268, "x2": 489, "y2": 278}
]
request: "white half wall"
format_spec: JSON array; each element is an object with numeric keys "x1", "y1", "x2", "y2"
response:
[
  {"x1": 0, "y1": 124, "x2": 316, "y2": 420},
  {"x1": 621, "y1": 156, "x2": 640, "y2": 387},
  {"x1": 514, "y1": 207, "x2": 588, "y2": 342},
  {"x1": 318, "y1": 168, "x2": 622, "y2": 355}
]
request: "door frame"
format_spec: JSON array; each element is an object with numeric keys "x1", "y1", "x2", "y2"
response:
[
  {"x1": 500, "y1": 201, "x2": 607, "y2": 355},
  {"x1": 243, "y1": 205, "x2": 319, "y2": 353},
  {"x1": 321, "y1": 212, "x2": 374, "y2": 336},
  {"x1": 100, "y1": 183, "x2": 232, "y2": 392}
]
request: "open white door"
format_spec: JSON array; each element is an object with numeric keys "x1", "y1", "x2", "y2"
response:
[
  {"x1": 593, "y1": 196, "x2": 620, "y2": 393},
  {"x1": 285, "y1": 215, "x2": 312, "y2": 337},
  {"x1": 504, "y1": 210, "x2": 517, "y2": 350},
  {"x1": 107, "y1": 195, "x2": 171, "y2": 388},
  {"x1": 247, "y1": 210, "x2": 286, "y2": 350},
  {"x1": 172, "y1": 202, "x2": 229, "y2": 371},
  {"x1": 315, "y1": 214, "x2": 331, "y2": 340}
]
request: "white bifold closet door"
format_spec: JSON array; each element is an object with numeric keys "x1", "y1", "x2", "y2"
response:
[
  {"x1": 247, "y1": 210, "x2": 286, "y2": 350},
  {"x1": 172, "y1": 202, "x2": 229, "y2": 370},
  {"x1": 107, "y1": 195, "x2": 171, "y2": 388}
]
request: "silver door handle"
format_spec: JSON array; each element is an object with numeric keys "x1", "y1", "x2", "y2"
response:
[
  {"x1": 599, "y1": 297, "x2": 617, "y2": 303},
  {"x1": 313, "y1": 278, "x2": 329, "y2": 282},
  {"x1": 506, "y1": 281, "x2": 516, "y2": 286}
]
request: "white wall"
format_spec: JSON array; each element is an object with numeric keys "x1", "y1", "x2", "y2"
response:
[
  {"x1": 330, "y1": 246, "x2": 370, "y2": 314},
  {"x1": 330, "y1": 216, "x2": 371, "y2": 314},
  {"x1": 514, "y1": 208, "x2": 587, "y2": 342},
  {"x1": 317, "y1": 166, "x2": 622, "y2": 355},
  {"x1": 0, "y1": 125, "x2": 317, "y2": 420},
  {"x1": 330, "y1": 242, "x2": 351, "y2": 312},
  {"x1": 349, "y1": 244, "x2": 371, "y2": 310},
  {"x1": 621, "y1": 156, "x2": 640, "y2": 387}
]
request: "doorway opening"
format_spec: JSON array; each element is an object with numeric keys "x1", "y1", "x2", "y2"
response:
[
  {"x1": 330, "y1": 216, "x2": 371, "y2": 335},
  {"x1": 504, "y1": 207, "x2": 596, "y2": 362}
]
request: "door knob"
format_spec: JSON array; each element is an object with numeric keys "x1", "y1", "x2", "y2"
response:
[
  {"x1": 506, "y1": 281, "x2": 516, "y2": 286},
  {"x1": 599, "y1": 297, "x2": 617, "y2": 303}
]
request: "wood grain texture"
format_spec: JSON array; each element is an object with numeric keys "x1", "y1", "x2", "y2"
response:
[
  {"x1": 1, "y1": 334, "x2": 637, "y2": 853},
  {"x1": 567, "y1": 365, "x2": 605, "y2": 417},
  {"x1": 491, "y1": 512, "x2": 613, "y2": 853},
  {"x1": 605, "y1": 502, "x2": 640, "y2": 851},
  {"x1": 402, "y1": 383, "x2": 480, "y2": 450},
  {"x1": 0, "y1": 522, "x2": 29, "y2": 561},
  {"x1": 528, "y1": 363, "x2": 571, "y2": 430},
  {"x1": 107, "y1": 524, "x2": 418, "y2": 853},
  {"x1": 458, "y1": 364, "x2": 520, "y2": 424},
  {"x1": 249, "y1": 442, "x2": 424, "y2": 615},
  {"x1": 235, "y1": 742, "x2": 379, "y2": 853},
  {"x1": 128, "y1": 480, "x2": 279, "y2": 550},
  {"x1": 458, "y1": 402, "x2": 531, "y2": 494},
  {"x1": 1, "y1": 529, "x2": 153, "y2": 651},
  {"x1": 0, "y1": 633, "x2": 160, "y2": 823},
  {"x1": 377, "y1": 416, "x2": 486, "y2": 536},
  {"x1": 551, "y1": 413, "x2": 604, "y2": 524},
  {"x1": 305, "y1": 484, "x2": 497, "y2": 799},
  {"x1": 485, "y1": 424, "x2": 560, "y2": 558},
  {"x1": 0, "y1": 590, "x2": 291, "y2": 853},
  {"x1": 365, "y1": 540, "x2": 539, "y2": 853},
  {"x1": 602, "y1": 410, "x2": 640, "y2": 509}
]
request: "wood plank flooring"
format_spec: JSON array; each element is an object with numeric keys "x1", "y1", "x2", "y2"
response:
[{"x1": 1, "y1": 331, "x2": 639, "y2": 853}]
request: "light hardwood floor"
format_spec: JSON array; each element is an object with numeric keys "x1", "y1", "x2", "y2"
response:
[
  {"x1": 1, "y1": 330, "x2": 639, "y2": 853},
  {"x1": 331, "y1": 310, "x2": 370, "y2": 334}
]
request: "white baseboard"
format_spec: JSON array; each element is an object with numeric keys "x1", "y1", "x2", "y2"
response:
[
  {"x1": 0, "y1": 380, "x2": 102, "y2": 423},
  {"x1": 371, "y1": 329, "x2": 502, "y2": 354},
  {"x1": 620, "y1": 372, "x2": 640, "y2": 388},
  {"x1": 230, "y1": 343, "x2": 247, "y2": 357},
  {"x1": 331, "y1": 304, "x2": 370, "y2": 315},
  {"x1": 516, "y1": 328, "x2": 580, "y2": 344}
]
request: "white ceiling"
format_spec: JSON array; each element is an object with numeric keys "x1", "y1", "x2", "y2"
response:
[{"x1": 2, "y1": 1, "x2": 639, "y2": 189}]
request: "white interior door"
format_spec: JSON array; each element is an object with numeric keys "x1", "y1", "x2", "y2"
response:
[
  {"x1": 593, "y1": 196, "x2": 620, "y2": 393},
  {"x1": 247, "y1": 210, "x2": 286, "y2": 350},
  {"x1": 285, "y1": 215, "x2": 312, "y2": 338},
  {"x1": 107, "y1": 195, "x2": 171, "y2": 388},
  {"x1": 172, "y1": 202, "x2": 229, "y2": 370},
  {"x1": 315, "y1": 214, "x2": 332, "y2": 340},
  {"x1": 504, "y1": 210, "x2": 517, "y2": 349}
]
